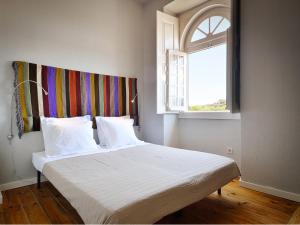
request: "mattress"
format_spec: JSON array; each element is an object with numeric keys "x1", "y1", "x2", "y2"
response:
[{"x1": 38, "y1": 143, "x2": 240, "y2": 224}]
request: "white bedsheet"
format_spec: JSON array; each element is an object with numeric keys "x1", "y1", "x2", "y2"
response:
[
  {"x1": 32, "y1": 142, "x2": 146, "y2": 172},
  {"x1": 40, "y1": 144, "x2": 240, "y2": 224}
]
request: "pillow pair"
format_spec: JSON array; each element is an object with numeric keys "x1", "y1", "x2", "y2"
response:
[
  {"x1": 95, "y1": 116, "x2": 140, "y2": 148},
  {"x1": 41, "y1": 115, "x2": 140, "y2": 157}
]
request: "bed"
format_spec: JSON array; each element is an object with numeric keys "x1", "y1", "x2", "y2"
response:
[{"x1": 32, "y1": 143, "x2": 240, "y2": 224}]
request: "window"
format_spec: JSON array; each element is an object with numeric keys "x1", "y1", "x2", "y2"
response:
[
  {"x1": 188, "y1": 44, "x2": 227, "y2": 111},
  {"x1": 185, "y1": 9, "x2": 231, "y2": 112},
  {"x1": 156, "y1": 1, "x2": 240, "y2": 116}
]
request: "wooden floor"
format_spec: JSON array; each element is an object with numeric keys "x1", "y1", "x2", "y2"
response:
[{"x1": 0, "y1": 179, "x2": 299, "y2": 224}]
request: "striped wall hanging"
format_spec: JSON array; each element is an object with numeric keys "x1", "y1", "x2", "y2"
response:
[{"x1": 12, "y1": 61, "x2": 139, "y2": 138}]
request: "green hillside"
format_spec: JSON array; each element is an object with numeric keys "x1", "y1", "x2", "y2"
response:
[{"x1": 189, "y1": 99, "x2": 227, "y2": 111}]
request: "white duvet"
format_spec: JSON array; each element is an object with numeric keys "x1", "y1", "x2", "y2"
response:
[{"x1": 41, "y1": 144, "x2": 240, "y2": 224}]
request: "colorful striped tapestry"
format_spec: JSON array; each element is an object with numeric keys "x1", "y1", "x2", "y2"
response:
[{"x1": 12, "y1": 61, "x2": 139, "y2": 137}]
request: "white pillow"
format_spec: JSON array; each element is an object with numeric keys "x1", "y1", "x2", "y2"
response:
[
  {"x1": 95, "y1": 116, "x2": 140, "y2": 148},
  {"x1": 40, "y1": 116, "x2": 98, "y2": 157},
  {"x1": 41, "y1": 115, "x2": 91, "y2": 124}
]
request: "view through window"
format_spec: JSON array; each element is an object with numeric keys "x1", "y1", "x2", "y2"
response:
[{"x1": 188, "y1": 44, "x2": 227, "y2": 111}]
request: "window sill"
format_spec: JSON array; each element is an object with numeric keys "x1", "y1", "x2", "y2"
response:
[
  {"x1": 157, "y1": 111, "x2": 179, "y2": 115},
  {"x1": 178, "y1": 111, "x2": 241, "y2": 120}
]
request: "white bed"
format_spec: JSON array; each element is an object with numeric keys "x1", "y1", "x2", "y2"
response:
[{"x1": 32, "y1": 143, "x2": 240, "y2": 224}]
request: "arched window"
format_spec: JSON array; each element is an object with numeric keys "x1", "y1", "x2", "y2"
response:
[
  {"x1": 184, "y1": 7, "x2": 231, "y2": 112},
  {"x1": 185, "y1": 8, "x2": 230, "y2": 53}
]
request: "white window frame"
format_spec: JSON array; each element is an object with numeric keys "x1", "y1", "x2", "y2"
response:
[
  {"x1": 166, "y1": 50, "x2": 187, "y2": 112},
  {"x1": 185, "y1": 8, "x2": 230, "y2": 53}
]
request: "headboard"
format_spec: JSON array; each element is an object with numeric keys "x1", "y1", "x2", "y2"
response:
[{"x1": 12, "y1": 61, "x2": 139, "y2": 138}]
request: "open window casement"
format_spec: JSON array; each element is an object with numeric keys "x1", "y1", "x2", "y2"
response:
[
  {"x1": 166, "y1": 50, "x2": 187, "y2": 112},
  {"x1": 156, "y1": 11, "x2": 180, "y2": 114}
]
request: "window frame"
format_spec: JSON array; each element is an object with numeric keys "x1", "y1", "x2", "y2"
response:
[
  {"x1": 184, "y1": 7, "x2": 232, "y2": 115},
  {"x1": 185, "y1": 8, "x2": 230, "y2": 54},
  {"x1": 166, "y1": 50, "x2": 187, "y2": 112}
]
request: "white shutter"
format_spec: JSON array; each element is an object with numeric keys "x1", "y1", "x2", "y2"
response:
[
  {"x1": 166, "y1": 50, "x2": 187, "y2": 111},
  {"x1": 156, "y1": 11, "x2": 179, "y2": 114}
]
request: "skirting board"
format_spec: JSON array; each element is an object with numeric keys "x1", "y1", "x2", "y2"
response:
[
  {"x1": 240, "y1": 180, "x2": 300, "y2": 202},
  {"x1": 0, "y1": 176, "x2": 47, "y2": 192}
]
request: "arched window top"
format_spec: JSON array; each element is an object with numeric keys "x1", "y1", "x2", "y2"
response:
[
  {"x1": 191, "y1": 16, "x2": 231, "y2": 42},
  {"x1": 184, "y1": 7, "x2": 231, "y2": 53}
]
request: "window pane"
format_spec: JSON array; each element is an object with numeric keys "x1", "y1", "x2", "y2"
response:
[
  {"x1": 210, "y1": 16, "x2": 223, "y2": 32},
  {"x1": 198, "y1": 18, "x2": 209, "y2": 34},
  {"x1": 191, "y1": 29, "x2": 206, "y2": 42},
  {"x1": 188, "y1": 44, "x2": 227, "y2": 111},
  {"x1": 213, "y1": 18, "x2": 231, "y2": 34}
]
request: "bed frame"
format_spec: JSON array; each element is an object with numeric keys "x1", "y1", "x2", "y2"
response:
[
  {"x1": 36, "y1": 170, "x2": 222, "y2": 194},
  {"x1": 37, "y1": 171, "x2": 41, "y2": 189}
]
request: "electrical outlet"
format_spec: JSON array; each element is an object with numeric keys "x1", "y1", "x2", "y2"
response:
[{"x1": 227, "y1": 147, "x2": 233, "y2": 154}]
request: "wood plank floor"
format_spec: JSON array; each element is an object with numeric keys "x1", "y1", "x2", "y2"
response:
[{"x1": 0, "y1": 179, "x2": 299, "y2": 224}]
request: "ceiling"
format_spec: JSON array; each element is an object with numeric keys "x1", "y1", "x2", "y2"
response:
[
  {"x1": 135, "y1": 0, "x2": 209, "y2": 11},
  {"x1": 164, "y1": 0, "x2": 209, "y2": 14}
]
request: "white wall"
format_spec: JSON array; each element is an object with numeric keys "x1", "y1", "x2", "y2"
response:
[
  {"x1": 0, "y1": 0, "x2": 144, "y2": 184},
  {"x1": 240, "y1": 0, "x2": 300, "y2": 194},
  {"x1": 163, "y1": 114, "x2": 179, "y2": 147},
  {"x1": 178, "y1": 119, "x2": 241, "y2": 167}
]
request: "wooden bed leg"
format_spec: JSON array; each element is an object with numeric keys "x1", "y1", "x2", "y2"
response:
[
  {"x1": 218, "y1": 188, "x2": 222, "y2": 195},
  {"x1": 37, "y1": 171, "x2": 41, "y2": 189}
]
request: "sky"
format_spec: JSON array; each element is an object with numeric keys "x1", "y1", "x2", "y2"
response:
[{"x1": 188, "y1": 44, "x2": 227, "y2": 106}]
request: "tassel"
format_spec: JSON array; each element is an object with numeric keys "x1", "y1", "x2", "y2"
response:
[{"x1": 12, "y1": 62, "x2": 24, "y2": 138}]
